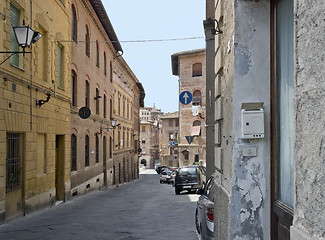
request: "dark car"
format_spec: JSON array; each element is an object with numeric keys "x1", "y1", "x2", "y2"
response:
[
  {"x1": 174, "y1": 165, "x2": 206, "y2": 195},
  {"x1": 155, "y1": 165, "x2": 168, "y2": 174},
  {"x1": 195, "y1": 173, "x2": 216, "y2": 240}
]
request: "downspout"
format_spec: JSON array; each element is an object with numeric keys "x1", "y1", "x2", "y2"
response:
[{"x1": 29, "y1": 0, "x2": 33, "y2": 132}]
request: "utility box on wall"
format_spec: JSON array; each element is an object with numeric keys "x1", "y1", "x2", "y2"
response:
[{"x1": 241, "y1": 103, "x2": 264, "y2": 139}]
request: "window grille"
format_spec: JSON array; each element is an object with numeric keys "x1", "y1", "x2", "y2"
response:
[{"x1": 6, "y1": 133, "x2": 22, "y2": 193}]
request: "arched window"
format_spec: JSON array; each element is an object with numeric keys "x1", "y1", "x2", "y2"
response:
[
  {"x1": 104, "y1": 52, "x2": 107, "y2": 76},
  {"x1": 182, "y1": 150, "x2": 189, "y2": 160},
  {"x1": 95, "y1": 135, "x2": 99, "y2": 163},
  {"x1": 103, "y1": 136, "x2": 107, "y2": 164},
  {"x1": 71, "y1": 5, "x2": 77, "y2": 42},
  {"x1": 71, "y1": 70, "x2": 77, "y2": 107},
  {"x1": 85, "y1": 25, "x2": 90, "y2": 57},
  {"x1": 110, "y1": 98, "x2": 113, "y2": 119},
  {"x1": 96, "y1": 40, "x2": 99, "y2": 67},
  {"x1": 95, "y1": 88, "x2": 100, "y2": 115},
  {"x1": 192, "y1": 90, "x2": 201, "y2": 106},
  {"x1": 110, "y1": 61, "x2": 113, "y2": 83},
  {"x1": 103, "y1": 94, "x2": 107, "y2": 118},
  {"x1": 71, "y1": 134, "x2": 77, "y2": 171},
  {"x1": 85, "y1": 135, "x2": 89, "y2": 166},
  {"x1": 193, "y1": 120, "x2": 201, "y2": 126},
  {"x1": 85, "y1": 80, "x2": 90, "y2": 108},
  {"x1": 192, "y1": 63, "x2": 202, "y2": 77},
  {"x1": 192, "y1": 120, "x2": 201, "y2": 136}
]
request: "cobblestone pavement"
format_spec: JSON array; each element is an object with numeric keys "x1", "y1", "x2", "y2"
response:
[{"x1": 0, "y1": 169, "x2": 200, "y2": 240}]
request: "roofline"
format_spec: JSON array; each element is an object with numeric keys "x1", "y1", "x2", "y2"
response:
[
  {"x1": 171, "y1": 48, "x2": 205, "y2": 76},
  {"x1": 89, "y1": 0, "x2": 123, "y2": 53}
]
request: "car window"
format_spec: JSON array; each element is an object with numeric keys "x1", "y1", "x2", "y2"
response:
[{"x1": 178, "y1": 167, "x2": 197, "y2": 176}]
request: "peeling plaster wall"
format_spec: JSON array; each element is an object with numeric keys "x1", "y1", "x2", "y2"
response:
[
  {"x1": 291, "y1": 0, "x2": 325, "y2": 239},
  {"x1": 231, "y1": 0, "x2": 270, "y2": 239}
]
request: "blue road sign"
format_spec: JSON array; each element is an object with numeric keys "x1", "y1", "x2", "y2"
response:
[
  {"x1": 170, "y1": 141, "x2": 175, "y2": 147},
  {"x1": 179, "y1": 91, "x2": 192, "y2": 105}
]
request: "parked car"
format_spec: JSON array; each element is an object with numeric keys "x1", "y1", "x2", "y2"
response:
[
  {"x1": 169, "y1": 170, "x2": 177, "y2": 186},
  {"x1": 174, "y1": 165, "x2": 206, "y2": 195},
  {"x1": 195, "y1": 173, "x2": 216, "y2": 240},
  {"x1": 156, "y1": 165, "x2": 168, "y2": 174},
  {"x1": 160, "y1": 170, "x2": 171, "y2": 183}
]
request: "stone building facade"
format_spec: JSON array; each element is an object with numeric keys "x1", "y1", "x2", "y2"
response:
[
  {"x1": 112, "y1": 56, "x2": 143, "y2": 185},
  {"x1": 0, "y1": 0, "x2": 71, "y2": 221},
  {"x1": 70, "y1": 0, "x2": 120, "y2": 196},
  {"x1": 205, "y1": 0, "x2": 324, "y2": 239},
  {"x1": 139, "y1": 106, "x2": 162, "y2": 168},
  {"x1": 171, "y1": 49, "x2": 206, "y2": 167},
  {"x1": 159, "y1": 111, "x2": 179, "y2": 167}
]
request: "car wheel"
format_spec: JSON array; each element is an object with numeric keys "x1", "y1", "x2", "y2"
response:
[
  {"x1": 195, "y1": 208, "x2": 201, "y2": 234},
  {"x1": 160, "y1": 180, "x2": 162, "y2": 184},
  {"x1": 175, "y1": 189, "x2": 180, "y2": 195}
]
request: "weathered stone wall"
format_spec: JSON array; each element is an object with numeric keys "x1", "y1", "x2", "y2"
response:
[
  {"x1": 231, "y1": 0, "x2": 271, "y2": 239},
  {"x1": 291, "y1": 0, "x2": 325, "y2": 239}
]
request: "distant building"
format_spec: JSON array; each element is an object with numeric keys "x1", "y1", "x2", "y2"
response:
[
  {"x1": 112, "y1": 56, "x2": 143, "y2": 184},
  {"x1": 171, "y1": 49, "x2": 206, "y2": 167},
  {"x1": 160, "y1": 112, "x2": 179, "y2": 167},
  {"x1": 139, "y1": 106, "x2": 163, "y2": 168}
]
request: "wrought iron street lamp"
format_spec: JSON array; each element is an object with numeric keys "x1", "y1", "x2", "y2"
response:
[{"x1": 0, "y1": 21, "x2": 42, "y2": 65}]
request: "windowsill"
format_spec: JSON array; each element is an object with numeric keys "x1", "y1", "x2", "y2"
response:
[{"x1": 10, "y1": 63, "x2": 25, "y2": 71}]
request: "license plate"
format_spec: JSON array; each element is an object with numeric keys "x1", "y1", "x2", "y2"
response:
[{"x1": 183, "y1": 186, "x2": 191, "y2": 189}]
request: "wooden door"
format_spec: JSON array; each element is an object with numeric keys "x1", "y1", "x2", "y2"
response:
[{"x1": 271, "y1": 0, "x2": 294, "y2": 238}]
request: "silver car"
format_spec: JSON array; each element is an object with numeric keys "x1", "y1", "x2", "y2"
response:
[{"x1": 195, "y1": 173, "x2": 216, "y2": 240}]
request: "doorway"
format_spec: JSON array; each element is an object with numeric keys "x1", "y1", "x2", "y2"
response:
[
  {"x1": 55, "y1": 135, "x2": 65, "y2": 202},
  {"x1": 5, "y1": 133, "x2": 24, "y2": 220},
  {"x1": 271, "y1": 0, "x2": 294, "y2": 238}
]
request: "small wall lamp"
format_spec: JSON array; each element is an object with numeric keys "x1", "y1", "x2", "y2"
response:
[
  {"x1": 203, "y1": 18, "x2": 223, "y2": 38},
  {"x1": 36, "y1": 93, "x2": 51, "y2": 107},
  {"x1": 0, "y1": 20, "x2": 42, "y2": 65}
]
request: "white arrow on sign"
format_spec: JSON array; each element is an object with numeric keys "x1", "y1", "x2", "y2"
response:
[{"x1": 183, "y1": 92, "x2": 189, "y2": 104}]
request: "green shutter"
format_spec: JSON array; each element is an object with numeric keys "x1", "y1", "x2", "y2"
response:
[
  {"x1": 57, "y1": 44, "x2": 62, "y2": 88},
  {"x1": 10, "y1": 3, "x2": 20, "y2": 66}
]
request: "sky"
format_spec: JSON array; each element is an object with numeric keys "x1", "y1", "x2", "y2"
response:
[{"x1": 103, "y1": 0, "x2": 206, "y2": 113}]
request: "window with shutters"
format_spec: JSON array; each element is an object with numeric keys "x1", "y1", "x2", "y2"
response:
[
  {"x1": 10, "y1": 3, "x2": 20, "y2": 66},
  {"x1": 71, "y1": 70, "x2": 77, "y2": 106},
  {"x1": 71, "y1": 4, "x2": 77, "y2": 42},
  {"x1": 71, "y1": 134, "x2": 77, "y2": 171},
  {"x1": 57, "y1": 44, "x2": 64, "y2": 89},
  {"x1": 85, "y1": 135, "x2": 89, "y2": 166},
  {"x1": 85, "y1": 25, "x2": 90, "y2": 57}
]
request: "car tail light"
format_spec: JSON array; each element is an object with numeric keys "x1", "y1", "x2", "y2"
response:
[{"x1": 206, "y1": 207, "x2": 214, "y2": 221}]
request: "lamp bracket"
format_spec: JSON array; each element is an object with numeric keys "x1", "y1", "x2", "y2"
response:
[
  {"x1": 212, "y1": 19, "x2": 223, "y2": 35},
  {"x1": 36, "y1": 93, "x2": 51, "y2": 107}
]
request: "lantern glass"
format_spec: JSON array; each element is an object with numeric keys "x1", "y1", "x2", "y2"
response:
[
  {"x1": 111, "y1": 119, "x2": 117, "y2": 127},
  {"x1": 13, "y1": 25, "x2": 35, "y2": 47}
]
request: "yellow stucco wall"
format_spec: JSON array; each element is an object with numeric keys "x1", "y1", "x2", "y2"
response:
[{"x1": 0, "y1": 0, "x2": 71, "y2": 221}]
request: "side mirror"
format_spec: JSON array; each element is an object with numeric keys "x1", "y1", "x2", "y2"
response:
[{"x1": 196, "y1": 189, "x2": 203, "y2": 195}]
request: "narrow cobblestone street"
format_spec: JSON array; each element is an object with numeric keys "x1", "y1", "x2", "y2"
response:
[{"x1": 0, "y1": 169, "x2": 199, "y2": 240}]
